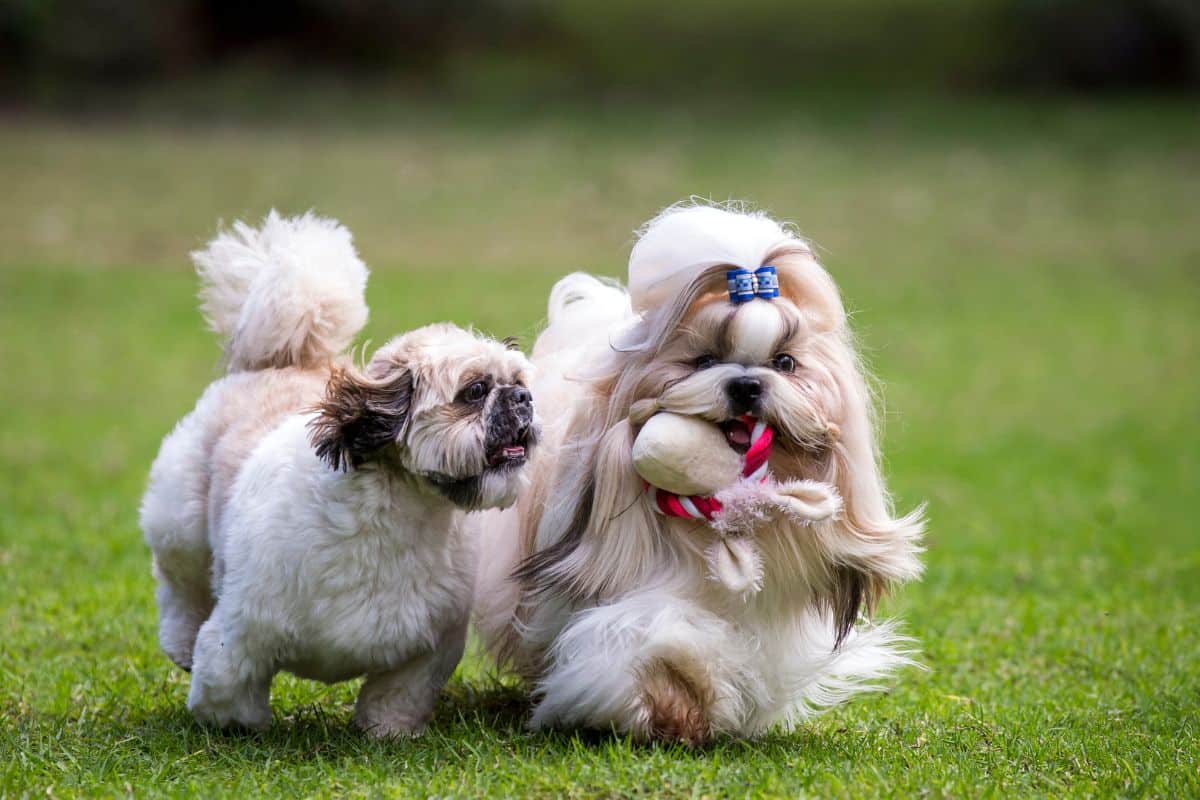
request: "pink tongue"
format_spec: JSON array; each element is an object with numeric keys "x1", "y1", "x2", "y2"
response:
[
  {"x1": 503, "y1": 446, "x2": 525, "y2": 458},
  {"x1": 726, "y1": 425, "x2": 751, "y2": 448}
]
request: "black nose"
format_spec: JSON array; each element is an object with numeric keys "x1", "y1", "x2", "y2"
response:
[
  {"x1": 726, "y1": 376, "x2": 763, "y2": 413},
  {"x1": 509, "y1": 386, "x2": 532, "y2": 407}
]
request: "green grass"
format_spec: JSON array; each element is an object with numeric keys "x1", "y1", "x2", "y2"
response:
[{"x1": 1, "y1": 96, "x2": 1198, "y2": 797}]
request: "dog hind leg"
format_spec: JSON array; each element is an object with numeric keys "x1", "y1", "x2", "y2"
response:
[
  {"x1": 141, "y1": 413, "x2": 216, "y2": 671},
  {"x1": 151, "y1": 555, "x2": 213, "y2": 670}
]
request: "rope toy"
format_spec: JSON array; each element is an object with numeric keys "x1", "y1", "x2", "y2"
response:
[{"x1": 644, "y1": 417, "x2": 773, "y2": 521}]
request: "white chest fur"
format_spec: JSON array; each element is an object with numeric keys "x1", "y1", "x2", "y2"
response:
[{"x1": 217, "y1": 415, "x2": 475, "y2": 683}]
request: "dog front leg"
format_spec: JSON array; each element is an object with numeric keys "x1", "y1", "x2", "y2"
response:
[
  {"x1": 353, "y1": 622, "x2": 466, "y2": 738},
  {"x1": 530, "y1": 595, "x2": 754, "y2": 745},
  {"x1": 186, "y1": 606, "x2": 274, "y2": 731}
]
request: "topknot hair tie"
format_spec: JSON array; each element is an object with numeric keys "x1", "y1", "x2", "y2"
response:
[{"x1": 726, "y1": 265, "x2": 779, "y2": 304}]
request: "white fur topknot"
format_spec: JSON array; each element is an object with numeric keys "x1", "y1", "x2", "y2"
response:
[
  {"x1": 628, "y1": 203, "x2": 802, "y2": 312},
  {"x1": 194, "y1": 211, "x2": 369, "y2": 371}
]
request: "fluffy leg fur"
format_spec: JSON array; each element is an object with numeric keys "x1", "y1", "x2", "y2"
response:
[
  {"x1": 526, "y1": 588, "x2": 919, "y2": 740},
  {"x1": 638, "y1": 659, "x2": 712, "y2": 747},
  {"x1": 353, "y1": 622, "x2": 467, "y2": 738},
  {"x1": 151, "y1": 556, "x2": 213, "y2": 671},
  {"x1": 530, "y1": 591, "x2": 761, "y2": 743},
  {"x1": 187, "y1": 605, "x2": 274, "y2": 731},
  {"x1": 141, "y1": 411, "x2": 215, "y2": 671}
]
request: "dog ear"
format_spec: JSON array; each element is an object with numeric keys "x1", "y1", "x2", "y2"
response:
[
  {"x1": 817, "y1": 333, "x2": 924, "y2": 648},
  {"x1": 512, "y1": 417, "x2": 662, "y2": 603},
  {"x1": 829, "y1": 565, "x2": 890, "y2": 649},
  {"x1": 308, "y1": 363, "x2": 413, "y2": 471}
]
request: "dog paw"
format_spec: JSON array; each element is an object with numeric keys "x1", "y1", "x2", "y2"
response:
[
  {"x1": 353, "y1": 710, "x2": 430, "y2": 739},
  {"x1": 189, "y1": 699, "x2": 271, "y2": 732},
  {"x1": 639, "y1": 660, "x2": 711, "y2": 748}
]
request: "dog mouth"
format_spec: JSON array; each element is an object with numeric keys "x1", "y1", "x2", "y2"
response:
[
  {"x1": 719, "y1": 417, "x2": 756, "y2": 455},
  {"x1": 420, "y1": 428, "x2": 534, "y2": 509},
  {"x1": 489, "y1": 445, "x2": 526, "y2": 467},
  {"x1": 486, "y1": 432, "x2": 532, "y2": 469}
]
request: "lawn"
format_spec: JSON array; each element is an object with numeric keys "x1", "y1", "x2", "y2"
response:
[{"x1": 1, "y1": 96, "x2": 1197, "y2": 797}]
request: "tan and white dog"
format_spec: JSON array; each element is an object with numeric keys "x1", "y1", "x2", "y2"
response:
[
  {"x1": 141, "y1": 213, "x2": 537, "y2": 736},
  {"x1": 474, "y1": 203, "x2": 923, "y2": 745}
]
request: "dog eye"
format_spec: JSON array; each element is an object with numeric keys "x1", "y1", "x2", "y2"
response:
[
  {"x1": 694, "y1": 354, "x2": 717, "y2": 370},
  {"x1": 771, "y1": 353, "x2": 797, "y2": 373},
  {"x1": 461, "y1": 380, "x2": 489, "y2": 404}
]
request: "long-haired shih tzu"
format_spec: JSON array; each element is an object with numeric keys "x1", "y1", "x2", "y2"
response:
[
  {"x1": 474, "y1": 202, "x2": 923, "y2": 745},
  {"x1": 140, "y1": 212, "x2": 538, "y2": 736}
]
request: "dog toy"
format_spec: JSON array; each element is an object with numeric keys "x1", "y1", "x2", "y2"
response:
[
  {"x1": 632, "y1": 411, "x2": 774, "y2": 596},
  {"x1": 633, "y1": 413, "x2": 772, "y2": 518}
]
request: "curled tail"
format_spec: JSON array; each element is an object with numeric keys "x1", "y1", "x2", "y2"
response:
[
  {"x1": 194, "y1": 211, "x2": 369, "y2": 372},
  {"x1": 533, "y1": 272, "x2": 633, "y2": 359}
]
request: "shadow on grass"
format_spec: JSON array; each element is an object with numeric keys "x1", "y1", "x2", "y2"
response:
[{"x1": 7, "y1": 674, "x2": 868, "y2": 774}]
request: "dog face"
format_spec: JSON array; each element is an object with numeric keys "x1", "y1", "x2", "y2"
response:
[
  {"x1": 630, "y1": 292, "x2": 841, "y2": 474},
  {"x1": 309, "y1": 323, "x2": 539, "y2": 510}
]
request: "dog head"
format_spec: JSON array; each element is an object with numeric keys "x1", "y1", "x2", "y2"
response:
[
  {"x1": 626, "y1": 274, "x2": 842, "y2": 468},
  {"x1": 516, "y1": 205, "x2": 921, "y2": 643},
  {"x1": 308, "y1": 323, "x2": 539, "y2": 511}
]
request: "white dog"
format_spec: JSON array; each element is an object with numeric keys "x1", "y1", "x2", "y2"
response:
[
  {"x1": 474, "y1": 203, "x2": 924, "y2": 745},
  {"x1": 140, "y1": 212, "x2": 537, "y2": 736}
]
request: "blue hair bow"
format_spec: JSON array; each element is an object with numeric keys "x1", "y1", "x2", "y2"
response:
[{"x1": 726, "y1": 266, "x2": 779, "y2": 303}]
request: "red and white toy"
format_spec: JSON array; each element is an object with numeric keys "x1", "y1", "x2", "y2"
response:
[
  {"x1": 630, "y1": 412, "x2": 776, "y2": 596},
  {"x1": 637, "y1": 414, "x2": 773, "y2": 520}
]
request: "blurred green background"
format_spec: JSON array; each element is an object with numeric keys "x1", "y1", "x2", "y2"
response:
[
  {"x1": 3, "y1": 0, "x2": 1200, "y2": 101},
  {"x1": 1, "y1": 1, "x2": 1198, "y2": 798}
]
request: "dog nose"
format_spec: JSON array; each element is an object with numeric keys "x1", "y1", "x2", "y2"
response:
[
  {"x1": 504, "y1": 386, "x2": 532, "y2": 409},
  {"x1": 726, "y1": 377, "x2": 763, "y2": 413}
]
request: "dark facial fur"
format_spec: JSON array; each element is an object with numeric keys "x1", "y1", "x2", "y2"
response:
[{"x1": 424, "y1": 383, "x2": 538, "y2": 508}]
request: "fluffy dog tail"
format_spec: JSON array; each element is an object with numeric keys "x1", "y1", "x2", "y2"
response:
[
  {"x1": 534, "y1": 272, "x2": 633, "y2": 359},
  {"x1": 193, "y1": 211, "x2": 369, "y2": 372}
]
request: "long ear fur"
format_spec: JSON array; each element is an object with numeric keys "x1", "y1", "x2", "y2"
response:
[
  {"x1": 514, "y1": 417, "x2": 666, "y2": 603},
  {"x1": 307, "y1": 363, "x2": 413, "y2": 471},
  {"x1": 816, "y1": 332, "x2": 925, "y2": 645}
]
